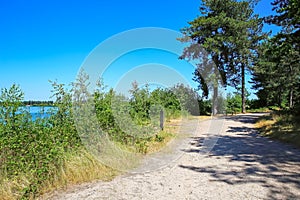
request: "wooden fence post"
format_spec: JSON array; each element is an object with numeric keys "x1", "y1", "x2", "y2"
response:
[{"x1": 160, "y1": 109, "x2": 164, "y2": 131}]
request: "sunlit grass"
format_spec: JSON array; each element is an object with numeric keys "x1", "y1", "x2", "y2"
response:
[
  {"x1": 145, "y1": 117, "x2": 187, "y2": 153},
  {"x1": 146, "y1": 115, "x2": 210, "y2": 153},
  {"x1": 145, "y1": 131, "x2": 174, "y2": 153},
  {"x1": 0, "y1": 173, "x2": 30, "y2": 200},
  {"x1": 247, "y1": 107, "x2": 271, "y2": 113},
  {"x1": 39, "y1": 149, "x2": 118, "y2": 196},
  {"x1": 0, "y1": 149, "x2": 118, "y2": 200},
  {"x1": 187, "y1": 115, "x2": 212, "y2": 120},
  {"x1": 255, "y1": 114, "x2": 276, "y2": 134},
  {"x1": 256, "y1": 112, "x2": 300, "y2": 148}
]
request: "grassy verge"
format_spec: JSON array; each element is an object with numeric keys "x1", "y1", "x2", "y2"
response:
[
  {"x1": 186, "y1": 115, "x2": 212, "y2": 120},
  {"x1": 145, "y1": 119, "x2": 181, "y2": 153},
  {"x1": 247, "y1": 107, "x2": 271, "y2": 113},
  {"x1": 0, "y1": 149, "x2": 118, "y2": 200},
  {"x1": 0, "y1": 119, "x2": 181, "y2": 200},
  {"x1": 41, "y1": 149, "x2": 118, "y2": 192},
  {"x1": 255, "y1": 112, "x2": 300, "y2": 148}
]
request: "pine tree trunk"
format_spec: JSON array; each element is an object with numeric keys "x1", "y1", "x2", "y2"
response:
[
  {"x1": 289, "y1": 65, "x2": 293, "y2": 109},
  {"x1": 212, "y1": 64, "x2": 219, "y2": 116},
  {"x1": 289, "y1": 89, "x2": 293, "y2": 108},
  {"x1": 241, "y1": 64, "x2": 246, "y2": 113},
  {"x1": 213, "y1": 85, "x2": 218, "y2": 115}
]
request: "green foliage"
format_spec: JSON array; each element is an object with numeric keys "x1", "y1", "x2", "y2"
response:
[
  {"x1": 179, "y1": 0, "x2": 266, "y2": 113},
  {"x1": 94, "y1": 88, "x2": 119, "y2": 136},
  {"x1": 0, "y1": 82, "x2": 81, "y2": 199},
  {"x1": 0, "y1": 74, "x2": 212, "y2": 198},
  {"x1": 252, "y1": 38, "x2": 300, "y2": 108},
  {"x1": 198, "y1": 99, "x2": 212, "y2": 115},
  {"x1": 252, "y1": 0, "x2": 300, "y2": 112},
  {"x1": 266, "y1": 0, "x2": 300, "y2": 48},
  {"x1": 0, "y1": 84, "x2": 26, "y2": 130},
  {"x1": 150, "y1": 87, "x2": 181, "y2": 117},
  {"x1": 226, "y1": 93, "x2": 242, "y2": 115},
  {"x1": 49, "y1": 80, "x2": 81, "y2": 149},
  {"x1": 170, "y1": 84, "x2": 200, "y2": 115},
  {"x1": 129, "y1": 81, "x2": 152, "y2": 122}
]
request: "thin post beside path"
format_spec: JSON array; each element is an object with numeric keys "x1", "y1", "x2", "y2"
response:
[{"x1": 160, "y1": 109, "x2": 164, "y2": 130}]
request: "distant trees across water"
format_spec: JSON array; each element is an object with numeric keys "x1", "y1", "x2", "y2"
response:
[{"x1": 23, "y1": 100, "x2": 54, "y2": 106}]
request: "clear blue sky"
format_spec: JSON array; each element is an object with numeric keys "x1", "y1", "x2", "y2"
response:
[{"x1": 0, "y1": 0, "x2": 278, "y2": 100}]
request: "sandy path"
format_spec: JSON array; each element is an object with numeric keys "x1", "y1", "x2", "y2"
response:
[{"x1": 44, "y1": 113, "x2": 300, "y2": 200}]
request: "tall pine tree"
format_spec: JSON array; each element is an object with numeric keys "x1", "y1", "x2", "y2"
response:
[
  {"x1": 252, "y1": 0, "x2": 300, "y2": 110},
  {"x1": 179, "y1": 0, "x2": 265, "y2": 113}
]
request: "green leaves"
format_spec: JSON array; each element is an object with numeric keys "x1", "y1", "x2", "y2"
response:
[
  {"x1": 253, "y1": 37, "x2": 300, "y2": 108},
  {"x1": 226, "y1": 92, "x2": 242, "y2": 114},
  {"x1": 0, "y1": 83, "x2": 81, "y2": 199}
]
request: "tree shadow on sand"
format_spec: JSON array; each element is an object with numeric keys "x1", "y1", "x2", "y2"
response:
[{"x1": 180, "y1": 114, "x2": 300, "y2": 199}]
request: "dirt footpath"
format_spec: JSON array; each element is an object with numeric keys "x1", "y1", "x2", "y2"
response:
[{"x1": 44, "y1": 113, "x2": 300, "y2": 200}]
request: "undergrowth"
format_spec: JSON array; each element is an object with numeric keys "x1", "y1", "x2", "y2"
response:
[{"x1": 256, "y1": 112, "x2": 300, "y2": 148}]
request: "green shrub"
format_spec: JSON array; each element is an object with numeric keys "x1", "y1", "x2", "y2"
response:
[
  {"x1": 226, "y1": 93, "x2": 242, "y2": 114},
  {"x1": 0, "y1": 73, "x2": 211, "y2": 198},
  {"x1": 0, "y1": 82, "x2": 82, "y2": 199}
]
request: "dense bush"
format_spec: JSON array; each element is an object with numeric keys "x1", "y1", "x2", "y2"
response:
[
  {"x1": 226, "y1": 93, "x2": 242, "y2": 115},
  {"x1": 198, "y1": 99, "x2": 212, "y2": 115},
  {"x1": 0, "y1": 83, "x2": 81, "y2": 198},
  {"x1": 0, "y1": 73, "x2": 214, "y2": 198}
]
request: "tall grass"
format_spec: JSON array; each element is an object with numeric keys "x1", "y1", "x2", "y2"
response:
[
  {"x1": 0, "y1": 149, "x2": 117, "y2": 200},
  {"x1": 40, "y1": 149, "x2": 118, "y2": 195}
]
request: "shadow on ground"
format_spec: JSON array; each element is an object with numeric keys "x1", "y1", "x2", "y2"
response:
[{"x1": 180, "y1": 114, "x2": 300, "y2": 199}]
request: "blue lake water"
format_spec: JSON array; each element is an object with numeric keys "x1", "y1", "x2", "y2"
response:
[
  {"x1": 23, "y1": 106, "x2": 55, "y2": 121},
  {"x1": 0, "y1": 106, "x2": 56, "y2": 123}
]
